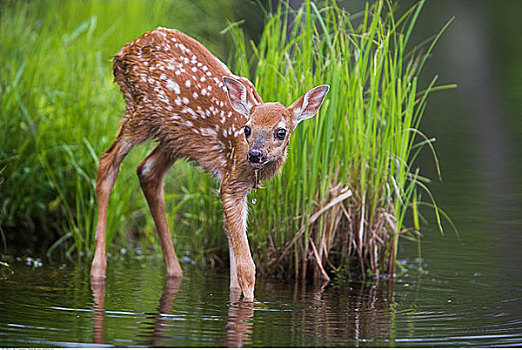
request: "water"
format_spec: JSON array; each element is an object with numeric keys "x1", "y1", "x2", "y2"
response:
[{"x1": 1, "y1": 243, "x2": 521, "y2": 347}]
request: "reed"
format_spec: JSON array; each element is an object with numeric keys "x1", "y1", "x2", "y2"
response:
[{"x1": 219, "y1": 0, "x2": 455, "y2": 279}]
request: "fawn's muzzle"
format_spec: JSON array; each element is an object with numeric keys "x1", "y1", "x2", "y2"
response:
[{"x1": 247, "y1": 149, "x2": 264, "y2": 165}]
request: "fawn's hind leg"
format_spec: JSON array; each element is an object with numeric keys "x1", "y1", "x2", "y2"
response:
[
  {"x1": 91, "y1": 130, "x2": 138, "y2": 280},
  {"x1": 137, "y1": 145, "x2": 182, "y2": 277}
]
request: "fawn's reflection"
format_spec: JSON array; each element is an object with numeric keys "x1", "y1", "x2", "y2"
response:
[
  {"x1": 91, "y1": 279, "x2": 105, "y2": 345},
  {"x1": 143, "y1": 276, "x2": 182, "y2": 346},
  {"x1": 222, "y1": 289, "x2": 254, "y2": 347},
  {"x1": 90, "y1": 276, "x2": 182, "y2": 346},
  {"x1": 91, "y1": 276, "x2": 254, "y2": 347}
]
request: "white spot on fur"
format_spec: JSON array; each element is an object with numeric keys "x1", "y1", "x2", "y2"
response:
[
  {"x1": 185, "y1": 80, "x2": 191, "y2": 87},
  {"x1": 166, "y1": 79, "x2": 180, "y2": 94},
  {"x1": 182, "y1": 107, "x2": 197, "y2": 118},
  {"x1": 200, "y1": 128, "x2": 217, "y2": 137}
]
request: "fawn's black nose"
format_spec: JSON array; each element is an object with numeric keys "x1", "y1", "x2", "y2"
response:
[{"x1": 248, "y1": 149, "x2": 263, "y2": 164}]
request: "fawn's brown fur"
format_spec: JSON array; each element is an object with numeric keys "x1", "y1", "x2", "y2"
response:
[{"x1": 90, "y1": 27, "x2": 329, "y2": 300}]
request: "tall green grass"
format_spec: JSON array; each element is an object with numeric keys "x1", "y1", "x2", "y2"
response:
[
  {"x1": 1, "y1": 0, "x2": 452, "y2": 278},
  {"x1": 171, "y1": 0, "x2": 454, "y2": 278},
  {"x1": 221, "y1": 0, "x2": 454, "y2": 279}
]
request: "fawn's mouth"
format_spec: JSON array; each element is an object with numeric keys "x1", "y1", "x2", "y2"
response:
[{"x1": 249, "y1": 160, "x2": 264, "y2": 168}]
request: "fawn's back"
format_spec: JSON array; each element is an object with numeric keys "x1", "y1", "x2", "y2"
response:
[{"x1": 113, "y1": 27, "x2": 260, "y2": 179}]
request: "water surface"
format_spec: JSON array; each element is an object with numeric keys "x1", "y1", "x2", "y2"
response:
[{"x1": 1, "y1": 244, "x2": 521, "y2": 347}]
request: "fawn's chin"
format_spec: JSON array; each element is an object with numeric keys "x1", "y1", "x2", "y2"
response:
[{"x1": 249, "y1": 162, "x2": 264, "y2": 169}]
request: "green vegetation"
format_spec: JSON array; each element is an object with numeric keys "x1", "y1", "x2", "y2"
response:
[
  {"x1": 0, "y1": 0, "x2": 244, "y2": 258},
  {"x1": 0, "y1": 0, "x2": 452, "y2": 279},
  {"x1": 224, "y1": 0, "x2": 454, "y2": 279}
]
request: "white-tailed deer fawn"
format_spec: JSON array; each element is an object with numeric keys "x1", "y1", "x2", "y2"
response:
[{"x1": 91, "y1": 27, "x2": 329, "y2": 301}]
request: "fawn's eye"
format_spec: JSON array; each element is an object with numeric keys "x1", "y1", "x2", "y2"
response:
[
  {"x1": 276, "y1": 128, "x2": 287, "y2": 140},
  {"x1": 244, "y1": 125, "x2": 251, "y2": 137}
]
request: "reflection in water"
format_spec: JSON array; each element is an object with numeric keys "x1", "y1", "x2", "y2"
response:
[
  {"x1": 222, "y1": 289, "x2": 254, "y2": 347},
  {"x1": 2, "y1": 263, "x2": 520, "y2": 347},
  {"x1": 90, "y1": 276, "x2": 254, "y2": 347},
  {"x1": 342, "y1": 281, "x2": 395, "y2": 344},
  {"x1": 91, "y1": 279, "x2": 105, "y2": 345},
  {"x1": 259, "y1": 278, "x2": 395, "y2": 346},
  {"x1": 143, "y1": 277, "x2": 182, "y2": 346},
  {"x1": 91, "y1": 276, "x2": 183, "y2": 346}
]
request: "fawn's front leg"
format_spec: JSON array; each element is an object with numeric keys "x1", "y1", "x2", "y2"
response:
[
  {"x1": 225, "y1": 223, "x2": 240, "y2": 292},
  {"x1": 221, "y1": 186, "x2": 255, "y2": 301}
]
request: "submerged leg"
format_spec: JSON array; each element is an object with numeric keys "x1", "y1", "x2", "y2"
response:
[
  {"x1": 91, "y1": 133, "x2": 136, "y2": 280},
  {"x1": 137, "y1": 145, "x2": 182, "y2": 277}
]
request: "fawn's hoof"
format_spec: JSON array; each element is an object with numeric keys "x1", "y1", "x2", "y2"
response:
[
  {"x1": 242, "y1": 289, "x2": 254, "y2": 302},
  {"x1": 90, "y1": 261, "x2": 107, "y2": 280},
  {"x1": 236, "y1": 262, "x2": 255, "y2": 302},
  {"x1": 166, "y1": 270, "x2": 183, "y2": 278},
  {"x1": 90, "y1": 270, "x2": 106, "y2": 281}
]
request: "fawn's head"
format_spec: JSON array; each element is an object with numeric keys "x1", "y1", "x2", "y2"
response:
[{"x1": 223, "y1": 77, "x2": 329, "y2": 168}]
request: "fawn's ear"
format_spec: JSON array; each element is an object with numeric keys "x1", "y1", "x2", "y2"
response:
[
  {"x1": 223, "y1": 76, "x2": 255, "y2": 118},
  {"x1": 288, "y1": 85, "x2": 329, "y2": 124}
]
